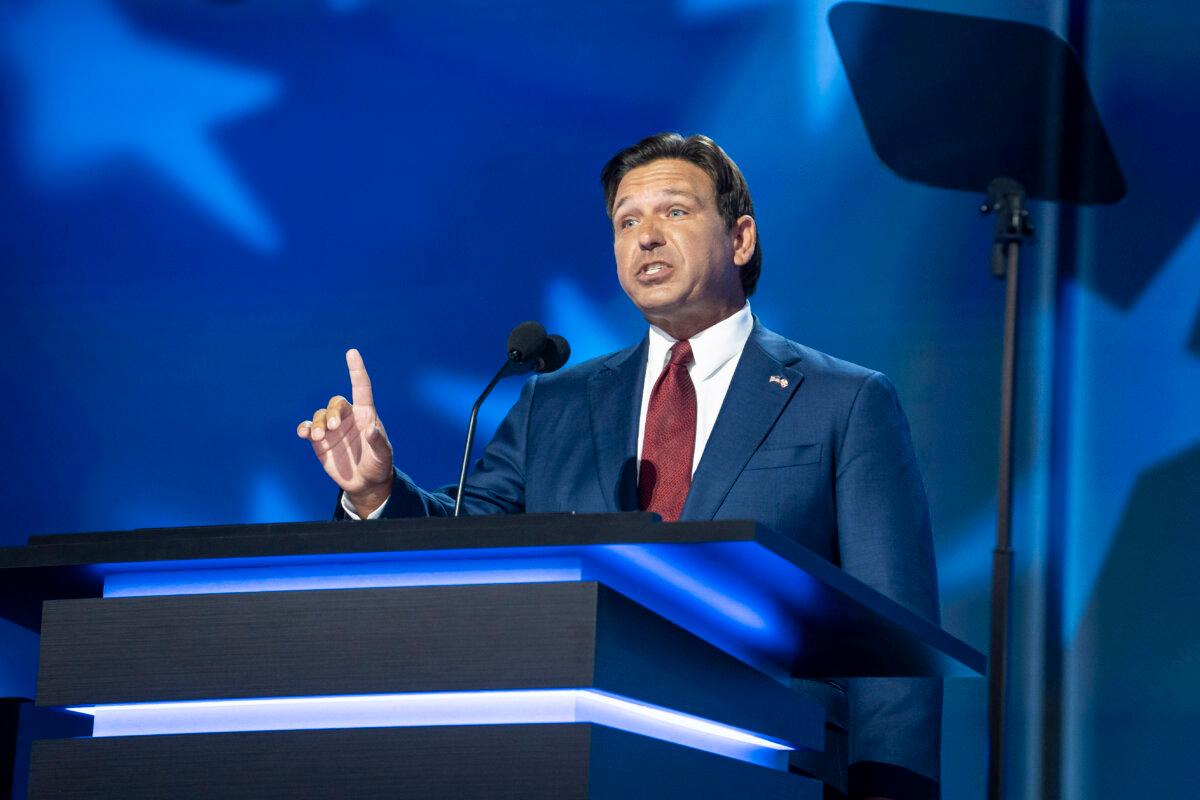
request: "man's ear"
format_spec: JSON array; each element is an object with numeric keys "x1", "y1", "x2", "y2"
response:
[{"x1": 731, "y1": 215, "x2": 757, "y2": 267}]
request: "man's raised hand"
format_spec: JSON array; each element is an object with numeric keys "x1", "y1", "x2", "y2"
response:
[{"x1": 296, "y1": 348, "x2": 394, "y2": 517}]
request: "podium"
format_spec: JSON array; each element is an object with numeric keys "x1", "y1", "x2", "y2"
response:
[{"x1": 0, "y1": 514, "x2": 983, "y2": 798}]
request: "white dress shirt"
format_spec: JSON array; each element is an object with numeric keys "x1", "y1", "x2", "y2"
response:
[
  {"x1": 637, "y1": 302, "x2": 753, "y2": 476},
  {"x1": 344, "y1": 302, "x2": 754, "y2": 519}
]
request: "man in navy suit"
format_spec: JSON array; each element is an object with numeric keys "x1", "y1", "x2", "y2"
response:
[{"x1": 298, "y1": 133, "x2": 941, "y2": 800}]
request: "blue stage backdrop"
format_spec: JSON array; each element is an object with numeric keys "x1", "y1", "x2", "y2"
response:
[{"x1": 1, "y1": 1, "x2": 1196, "y2": 797}]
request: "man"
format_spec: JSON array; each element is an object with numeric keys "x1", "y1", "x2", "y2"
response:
[{"x1": 298, "y1": 133, "x2": 941, "y2": 800}]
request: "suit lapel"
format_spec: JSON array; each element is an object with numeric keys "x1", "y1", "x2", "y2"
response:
[
  {"x1": 587, "y1": 337, "x2": 648, "y2": 512},
  {"x1": 681, "y1": 322, "x2": 805, "y2": 521}
]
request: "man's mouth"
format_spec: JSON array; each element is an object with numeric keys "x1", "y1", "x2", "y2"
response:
[{"x1": 640, "y1": 261, "x2": 671, "y2": 277}]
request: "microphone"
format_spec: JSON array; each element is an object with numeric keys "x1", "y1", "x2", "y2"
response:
[
  {"x1": 506, "y1": 321, "x2": 547, "y2": 368},
  {"x1": 453, "y1": 323, "x2": 571, "y2": 516},
  {"x1": 536, "y1": 334, "x2": 571, "y2": 374}
]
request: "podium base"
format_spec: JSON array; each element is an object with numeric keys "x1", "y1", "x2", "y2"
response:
[{"x1": 30, "y1": 723, "x2": 820, "y2": 799}]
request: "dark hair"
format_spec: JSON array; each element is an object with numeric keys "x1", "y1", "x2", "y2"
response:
[{"x1": 600, "y1": 132, "x2": 761, "y2": 297}]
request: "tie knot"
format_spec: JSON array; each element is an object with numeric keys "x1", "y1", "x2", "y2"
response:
[{"x1": 668, "y1": 340, "x2": 694, "y2": 367}]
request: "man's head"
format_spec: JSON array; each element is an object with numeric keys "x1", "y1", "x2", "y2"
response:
[{"x1": 600, "y1": 133, "x2": 760, "y2": 339}]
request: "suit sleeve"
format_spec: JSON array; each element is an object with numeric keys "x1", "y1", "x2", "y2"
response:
[
  {"x1": 336, "y1": 375, "x2": 537, "y2": 519},
  {"x1": 835, "y1": 371, "x2": 942, "y2": 800}
]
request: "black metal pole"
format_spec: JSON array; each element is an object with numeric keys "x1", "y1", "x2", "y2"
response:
[
  {"x1": 982, "y1": 178, "x2": 1033, "y2": 800},
  {"x1": 988, "y1": 241, "x2": 1019, "y2": 800},
  {"x1": 453, "y1": 363, "x2": 508, "y2": 517}
]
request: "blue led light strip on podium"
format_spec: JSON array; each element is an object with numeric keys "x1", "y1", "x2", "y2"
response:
[
  {"x1": 69, "y1": 689, "x2": 794, "y2": 769},
  {"x1": 102, "y1": 556, "x2": 584, "y2": 598}
]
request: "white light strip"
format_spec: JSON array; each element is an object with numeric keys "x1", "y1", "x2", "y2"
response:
[
  {"x1": 103, "y1": 558, "x2": 584, "y2": 598},
  {"x1": 69, "y1": 689, "x2": 793, "y2": 768}
]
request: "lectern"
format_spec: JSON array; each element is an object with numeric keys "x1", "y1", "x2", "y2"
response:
[{"x1": 0, "y1": 513, "x2": 983, "y2": 798}]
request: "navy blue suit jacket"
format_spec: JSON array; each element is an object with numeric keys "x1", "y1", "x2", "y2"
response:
[{"x1": 376, "y1": 320, "x2": 941, "y2": 797}]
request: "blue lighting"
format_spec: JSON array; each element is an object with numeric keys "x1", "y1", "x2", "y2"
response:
[
  {"x1": 415, "y1": 368, "x2": 522, "y2": 442},
  {"x1": 1063, "y1": 221, "x2": 1200, "y2": 639},
  {"x1": 2, "y1": 0, "x2": 283, "y2": 252},
  {"x1": 593, "y1": 542, "x2": 797, "y2": 679},
  {"x1": 91, "y1": 542, "x2": 803, "y2": 681},
  {"x1": 414, "y1": 277, "x2": 638, "y2": 441},
  {"x1": 69, "y1": 689, "x2": 794, "y2": 768},
  {"x1": 103, "y1": 557, "x2": 582, "y2": 598},
  {"x1": 543, "y1": 277, "x2": 634, "y2": 363},
  {"x1": 602, "y1": 545, "x2": 767, "y2": 630}
]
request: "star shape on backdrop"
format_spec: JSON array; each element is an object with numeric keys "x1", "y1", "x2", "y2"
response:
[
  {"x1": 415, "y1": 277, "x2": 636, "y2": 440},
  {"x1": 2, "y1": 0, "x2": 283, "y2": 252}
]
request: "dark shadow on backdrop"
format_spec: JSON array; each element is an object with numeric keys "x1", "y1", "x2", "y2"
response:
[
  {"x1": 1072, "y1": 2, "x2": 1200, "y2": 347},
  {"x1": 1075, "y1": 442, "x2": 1200, "y2": 798}
]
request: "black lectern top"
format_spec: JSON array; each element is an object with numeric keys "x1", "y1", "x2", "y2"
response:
[{"x1": 0, "y1": 513, "x2": 984, "y2": 678}]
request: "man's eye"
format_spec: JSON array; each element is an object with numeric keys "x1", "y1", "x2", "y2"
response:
[
  {"x1": 669, "y1": 208, "x2": 687, "y2": 217},
  {"x1": 620, "y1": 218, "x2": 637, "y2": 229}
]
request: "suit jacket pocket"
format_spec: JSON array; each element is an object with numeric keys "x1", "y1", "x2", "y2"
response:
[{"x1": 744, "y1": 443, "x2": 822, "y2": 470}]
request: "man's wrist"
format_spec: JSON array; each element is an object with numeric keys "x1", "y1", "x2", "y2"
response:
[{"x1": 346, "y1": 482, "x2": 391, "y2": 518}]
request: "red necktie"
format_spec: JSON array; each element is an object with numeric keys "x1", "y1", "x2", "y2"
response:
[{"x1": 638, "y1": 340, "x2": 696, "y2": 522}]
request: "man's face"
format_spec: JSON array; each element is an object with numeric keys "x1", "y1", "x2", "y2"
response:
[{"x1": 611, "y1": 158, "x2": 754, "y2": 339}]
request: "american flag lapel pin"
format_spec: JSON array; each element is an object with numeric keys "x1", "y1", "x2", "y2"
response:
[{"x1": 769, "y1": 375, "x2": 789, "y2": 389}]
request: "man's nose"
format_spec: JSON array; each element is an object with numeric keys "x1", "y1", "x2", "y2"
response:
[{"x1": 638, "y1": 219, "x2": 665, "y2": 250}]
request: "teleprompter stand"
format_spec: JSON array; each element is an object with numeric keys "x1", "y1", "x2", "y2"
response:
[{"x1": 829, "y1": 4, "x2": 1126, "y2": 797}]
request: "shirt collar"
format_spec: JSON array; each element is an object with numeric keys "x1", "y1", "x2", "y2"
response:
[{"x1": 646, "y1": 302, "x2": 753, "y2": 382}]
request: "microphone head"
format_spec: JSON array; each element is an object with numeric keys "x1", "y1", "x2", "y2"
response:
[
  {"x1": 536, "y1": 334, "x2": 571, "y2": 374},
  {"x1": 507, "y1": 321, "x2": 547, "y2": 363}
]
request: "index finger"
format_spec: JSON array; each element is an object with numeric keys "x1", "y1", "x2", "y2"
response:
[{"x1": 346, "y1": 348, "x2": 375, "y2": 409}]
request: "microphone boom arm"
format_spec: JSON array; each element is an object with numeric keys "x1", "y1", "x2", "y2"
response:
[
  {"x1": 452, "y1": 360, "x2": 512, "y2": 517},
  {"x1": 451, "y1": 323, "x2": 569, "y2": 518}
]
